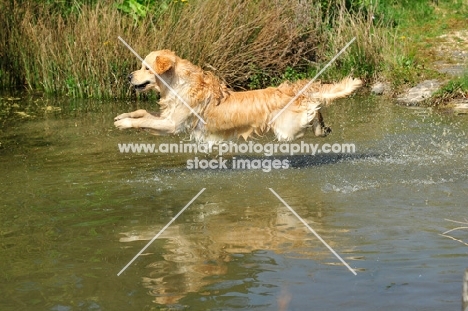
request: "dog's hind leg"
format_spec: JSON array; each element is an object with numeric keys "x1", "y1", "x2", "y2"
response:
[
  {"x1": 309, "y1": 110, "x2": 332, "y2": 137},
  {"x1": 271, "y1": 103, "x2": 320, "y2": 141}
]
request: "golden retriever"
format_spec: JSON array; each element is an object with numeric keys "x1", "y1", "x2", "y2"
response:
[{"x1": 114, "y1": 50, "x2": 362, "y2": 142}]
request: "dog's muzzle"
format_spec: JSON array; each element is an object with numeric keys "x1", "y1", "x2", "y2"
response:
[{"x1": 128, "y1": 74, "x2": 150, "y2": 91}]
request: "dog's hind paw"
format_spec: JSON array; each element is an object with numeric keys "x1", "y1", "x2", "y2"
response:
[
  {"x1": 315, "y1": 126, "x2": 332, "y2": 137},
  {"x1": 310, "y1": 117, "x2": 332, "y2": 137}
]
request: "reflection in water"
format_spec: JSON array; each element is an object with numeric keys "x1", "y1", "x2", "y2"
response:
[{"x1": 119, "y1": 197, "x2": 347, "y2": 305}]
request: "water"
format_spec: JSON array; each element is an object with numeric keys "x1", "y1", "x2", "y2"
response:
[{"x1": 0, "y1": 95, "x2": 467, "y2": 310}]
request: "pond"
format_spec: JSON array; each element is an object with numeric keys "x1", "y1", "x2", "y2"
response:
[{"x1": 0, "y1": 94, "x2": 467, "y2": 310}]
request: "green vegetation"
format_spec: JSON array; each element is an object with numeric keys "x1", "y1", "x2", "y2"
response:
[
  {"x1": 432, "y1": 71, "x2": 468, "y2": 105},
  {"x1": 0, "y1": 0, "x2": 467, "y2": 102},
  {"x1": 373, "y1": 0, "x2": 468, "y2": 98}
]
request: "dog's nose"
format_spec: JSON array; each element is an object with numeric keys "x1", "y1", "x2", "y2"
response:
[{"x1": 127, "y1": 74, "x2": 133, "y2": 82}]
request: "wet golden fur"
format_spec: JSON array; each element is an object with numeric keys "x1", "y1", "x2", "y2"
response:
[{"x1": 114, "y1": 50, "x2": 362, "y2": 142}]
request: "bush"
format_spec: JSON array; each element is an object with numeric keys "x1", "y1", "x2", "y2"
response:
[{"x1": 0, "y1": 0, "x2": 389, "y2": 98}]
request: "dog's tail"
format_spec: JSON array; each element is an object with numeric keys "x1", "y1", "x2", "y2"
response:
[
  {"x1": 311, "y1": 77, "x2": 362, "y2": 103},
  {"x1": 279, "y1": 77, "x2": 362, "y2": 105}
]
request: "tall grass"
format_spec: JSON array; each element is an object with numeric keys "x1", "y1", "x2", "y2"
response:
[
  {"x1": 320, "y1": 2, "x2": 389, "y2": 82},
  {"x1": 0, "y1": 0, "x2": 390, "y2": 98},
  {"x1": 3, "y1": 1, "x2": 139, "y2": 98}
]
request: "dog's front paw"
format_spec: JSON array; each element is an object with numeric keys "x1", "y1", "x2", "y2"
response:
[
  {"x1": 114, "y1": 118, "x2": 134, "y2": 129},
  {"x1": 114, "y1": 109, "x2": 150, "y2": 121},
  {"x1": 114, "y1": 112, "x2": 131, "y2": 121}
]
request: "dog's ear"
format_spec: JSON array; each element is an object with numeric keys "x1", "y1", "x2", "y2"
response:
[{"x1": 154, "y1": 55, "x2": 174, "y2": 75}]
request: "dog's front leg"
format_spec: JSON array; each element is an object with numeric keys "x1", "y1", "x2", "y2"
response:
[
  {"x1": 114, "y1": 114, "x2": 176, "y2": 134},
  {"x1": 114, "y1": 109, "x2": 154, "y2": 121}
]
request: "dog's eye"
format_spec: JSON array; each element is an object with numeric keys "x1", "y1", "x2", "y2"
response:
[{"x1": 145, "y1": 66, "x2": 150, "y2": 71}]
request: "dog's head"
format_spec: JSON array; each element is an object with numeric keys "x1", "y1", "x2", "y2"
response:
[{"x1": 128, "y1": 50, "x2": 177, "y2": 93}]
